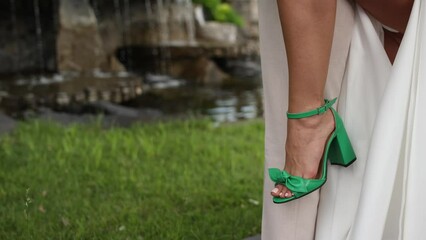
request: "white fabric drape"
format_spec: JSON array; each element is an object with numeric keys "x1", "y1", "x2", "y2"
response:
[{"x1": 258, "y1": 0, "x2": 426, "y2": 239}]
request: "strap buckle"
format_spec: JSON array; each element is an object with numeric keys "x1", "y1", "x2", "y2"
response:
[{"x1": 317, "y1": 105, "x2": 328, "y2": 115}]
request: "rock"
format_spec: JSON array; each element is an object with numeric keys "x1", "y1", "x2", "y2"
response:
[
  {"x1": 56, "y1": 0, "x2": 105, "y2": 72},
  {"x1": 221, "y1": 59, "x2": 261, "y2": 79},
  {"x1": 228, "y1": 0, "x2": 259, "y2": 38},
  {"x1": 193, "y1": 4, "x2": 238, "y2": 44},
  {"x1": 0, "y1": 112, "x2": 17, "y2": 136},
  {"x1": 94, "y1": 0, "x2": 196, "y2": 67},
  {"x1": 197, "y1": 22, "x2": 238, "y2": 44},
  {"x1": 37, "y1": 107, "x2": 96, "y2": 125},
  {"x1": 0, "y1": 0, "x2": 259, "y2": 80},
  {"x1": 108, "y1": 55, "x2": 126, "y2": 72},
  {"x1": 59, "y1": 0, "x2": 97, "y2": 28},
  {"x1": 168, "y1": 1, "x2": 196, "y2": 43},
  {"x1": 88, "y1": 100, "x2": 140, "y2": 118},
  {"x1": 84, "y1": 87, "x2": 98, "y2": 102},
  {"x1": 193, "y1": 5, "x2": 206, "y2": 26},
  {"x1": 174, "y1": 57, "x2": 229, "y2": 84},
  {"x1": 56, "y1": 0, "x2": 124, "y2": 73},
  {"x1": 35, "y1": 106, "x2": 163, "y2": 128}
]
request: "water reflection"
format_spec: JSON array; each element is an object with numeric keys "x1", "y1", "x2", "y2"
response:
[
  {"x1": 0, "y1": 61, "x2": 262, "y2": 123},
  {"x1": 125, "y1": 75, "x2": 263, "y2": 123}
]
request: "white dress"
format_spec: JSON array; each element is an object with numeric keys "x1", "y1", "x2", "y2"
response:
[{"x1": 258, "y1": 0, "x2": 426, "y2": 239}]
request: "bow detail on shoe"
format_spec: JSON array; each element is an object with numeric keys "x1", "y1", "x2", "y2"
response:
[{"x1": 268, "y1": 168, "x2": 308, "y2": 193}]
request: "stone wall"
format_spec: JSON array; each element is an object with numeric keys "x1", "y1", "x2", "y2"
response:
[
  {"x1": 57, "y1": 0, "x2": 109, "y2": 72},
  {"x1": 228, "y1": 0, "x2": 259, "y2": 38},
  {"x1": 0, "y1": 0, "x2": 259, "y2": 76}
]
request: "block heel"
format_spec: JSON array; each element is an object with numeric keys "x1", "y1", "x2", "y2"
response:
[
  {"x1": 329, "y1": 110, "x2": 357, "y2": 167},
  {"x1": 268, "y1": 97, "x2": 357, "y2": 204}
]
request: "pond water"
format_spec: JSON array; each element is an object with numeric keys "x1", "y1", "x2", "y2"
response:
[
  {"x1": 125, "y1": 73, "x2": 263, "y2": 123},
  {"x1": 0, "y1": 66, "x2": 263, "y2": 123}
]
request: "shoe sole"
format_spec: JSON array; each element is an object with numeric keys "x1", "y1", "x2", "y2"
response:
[{"x1": 330, "y1": 157, "x2": 357, "y2": 168}]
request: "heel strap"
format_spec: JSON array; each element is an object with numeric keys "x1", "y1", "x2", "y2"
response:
[{"x1": 287, "y1": 98, "x2": 337, "y2": 119}]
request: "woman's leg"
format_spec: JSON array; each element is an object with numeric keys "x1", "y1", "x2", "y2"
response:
[
  {"x1": 356, "y1": 0, "x2": 414, "y2": 63},
  {"x1": 271, "y1": 0, "x2": 337, "y2": 198}
]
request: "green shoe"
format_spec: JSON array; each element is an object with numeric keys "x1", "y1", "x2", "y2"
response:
[{"x1": 268, "y1": 98, "x2": 356, "y2": 204}]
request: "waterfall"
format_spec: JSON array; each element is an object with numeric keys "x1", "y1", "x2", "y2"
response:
[
  {"x1": 156, "y1": 0, "x2": 167, "y2": 44},
  {"x1": 52, "y1": 0, "x2": 59, "y2": 71},
  {"x1": 113, "y1": 0, "x2": 133, "y2": 72},
  {"x1": 9, "y1": 0, "x2": 20, "y2": 73},
  {"x1": 113, "y1": 0, "x2": 126, "y2": 65},
  {"x1": 183, "y1": 0, "x2": 195, "y2": 45},
  {"x1": 156, "y1": 0, "x2": 171, "y2": 74},
  {"x1": 33, "y1": 0, "x2": 45, "y2": 74},
  {"x1": 144, "y1": 0, "x2": 161, "y2": 74},
  {"x1": 123, "y1": 0, "x2": 133, "y2": 71},
  {"x1": 91, "y1": 0, "x2": 100, "y2": 18}
]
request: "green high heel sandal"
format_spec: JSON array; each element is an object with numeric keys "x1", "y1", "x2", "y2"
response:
[{"x1": 268, "y1": 97, "x2": 356, "y2": 204}]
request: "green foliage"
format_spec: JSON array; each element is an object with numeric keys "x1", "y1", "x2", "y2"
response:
[
  {"x1": 192, "y1": 0, "x2": 244, "y2": 27},
  {"x1": 0, "y1": 118, "x2": 264, "y2": 239}
]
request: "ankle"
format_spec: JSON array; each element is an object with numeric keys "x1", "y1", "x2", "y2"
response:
[
  {"x1": 289, "y1": 114, "x2": 324, "y2": 129},
  {"x1": 288, "y1": 98, "x2": 324, "y2": 113},
  {"x1": 288, "y1": 110, "x2": 334, "y2": 130}
]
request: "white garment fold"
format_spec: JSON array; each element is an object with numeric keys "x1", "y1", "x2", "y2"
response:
[{"x1": 258, "y1": 0, "x2": 426, "y2": 239}]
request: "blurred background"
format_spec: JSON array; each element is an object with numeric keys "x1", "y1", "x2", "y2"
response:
[{"x1": 0, "y1": 0, "x2": 264, "y2": 239}]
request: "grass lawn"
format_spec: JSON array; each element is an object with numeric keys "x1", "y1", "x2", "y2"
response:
[{"x1": 0, "y1": 118, "x2": 265, "y2": 239}]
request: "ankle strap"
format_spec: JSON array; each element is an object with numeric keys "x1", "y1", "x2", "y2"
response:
[{"x1": 287, "y1": 98, "x2": 337, "y2": 119}]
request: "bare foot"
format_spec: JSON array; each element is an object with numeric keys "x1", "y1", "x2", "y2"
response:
[{"x1": 271, "y1": 109, "x2": 335, "y2": 198}]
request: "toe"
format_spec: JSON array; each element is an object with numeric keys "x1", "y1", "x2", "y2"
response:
[
  {"x1": 284, "y1": 189, "x2": 293, "y2": 198},
  {"x1": 271, "y1": 186, "x2": 280, "y2": 196},
  {"x1": 271, "y1": 184, "x2": 284, "y2": 197},
  {"x1": 279, "y1": 185, "x2": 287, "y2": 198}
]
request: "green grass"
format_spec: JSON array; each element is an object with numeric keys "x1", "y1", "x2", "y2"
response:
[{"x1": 0, "y1": 118, "x2": 264, "y2": 239}]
